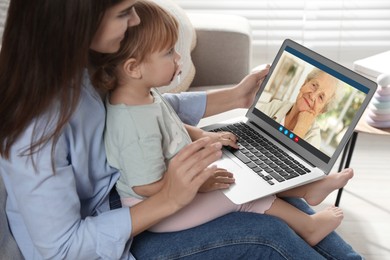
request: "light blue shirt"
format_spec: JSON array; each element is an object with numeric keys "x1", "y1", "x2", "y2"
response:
[{"x1": 0, "y1": 71, "x2": 206, "y2": 259}]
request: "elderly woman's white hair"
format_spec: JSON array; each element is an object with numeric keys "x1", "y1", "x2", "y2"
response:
[{"x1": 305, "y1": 68, "x2": 345, "y2": 112}]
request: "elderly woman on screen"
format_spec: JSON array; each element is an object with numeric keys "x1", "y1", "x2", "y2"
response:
[{"x1": 260, "y1": 68, "x2": 344, "y2": 148}]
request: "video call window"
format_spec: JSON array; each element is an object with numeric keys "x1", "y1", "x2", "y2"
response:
[{"x1": 255, "y1": 51, "x2": 367, "y2": 159}]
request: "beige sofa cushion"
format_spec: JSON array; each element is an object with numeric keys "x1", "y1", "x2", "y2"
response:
[
  {"x1": 188, "y1": 13, "x2": 252, "y2": 88},
  {"x1": 152, "y1": 0, "x2": 197, "y2": 93}
]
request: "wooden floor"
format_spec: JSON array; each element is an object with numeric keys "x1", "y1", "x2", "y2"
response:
[
  {"x1": 313, "y1": 132, "x2": 390, "y2": 260},
  {"x1": 199, "y1": 110, "x2": 390, "y2": 260}
]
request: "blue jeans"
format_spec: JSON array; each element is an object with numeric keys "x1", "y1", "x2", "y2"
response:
[{"x1": 131, "y1": 198, "x2": 362, "y2": 260}]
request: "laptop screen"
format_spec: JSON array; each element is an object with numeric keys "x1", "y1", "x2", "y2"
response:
[{"x1": 248, "y1": 39, "x2": 376, "y2": 171}]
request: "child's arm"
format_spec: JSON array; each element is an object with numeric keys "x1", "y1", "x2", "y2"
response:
[
  {"x1": 133, "y1": 176, "x2": 166, "y2": 197},
  {"x1": 184, "y1": 124, "x2": 239, "y2": 149},
  {"x1": 185, "y1": 124, "x2": 206, "y2": 141}
]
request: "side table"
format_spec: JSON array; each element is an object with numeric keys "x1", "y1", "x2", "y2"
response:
[
  {"x1": 335, "y1": 109, "x2": 390, "y2": 206},
  {"x1": 335, "y1": 51, "x2": 390, "y2": 206}
]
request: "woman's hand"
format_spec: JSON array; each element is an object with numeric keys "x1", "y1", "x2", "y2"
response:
[
  {"x1": 161, "y1": 137, "x2": 224, "y2": 208},
  {"x1": 199, "y1": 168, "x2": 235, "y2": 192},
  {"x1": 130, "y1": 137, "x2": 223, "y2": 236},
  {"x1": 234, "y1": 64, "x2": 271, "y2": 108},
  {"x1": 203, "y1": 65, "x2": 270, "y2": 117}
]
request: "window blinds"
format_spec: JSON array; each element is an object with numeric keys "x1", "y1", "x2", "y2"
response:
[{"x1": 173, "y1": 0, "x2": 390, "y2": 68}]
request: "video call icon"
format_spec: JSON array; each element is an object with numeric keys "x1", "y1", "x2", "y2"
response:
[{"x1": 279, "y1": 125, "x2": 299, "y2": 143}]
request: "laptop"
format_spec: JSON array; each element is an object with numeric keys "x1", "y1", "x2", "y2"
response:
[{"x1": 202, "y1": 39, "x2": 377, "y2": 204}]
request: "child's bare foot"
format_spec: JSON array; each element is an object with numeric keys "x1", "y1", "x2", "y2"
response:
[
  {"x1": 302, "y1": 206, "x2": 344, "y2": 246},
  {"x1": 304, "y1": 168, "x2": 354, "y2": 206}
]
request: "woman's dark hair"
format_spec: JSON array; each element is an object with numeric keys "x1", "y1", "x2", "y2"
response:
[{"x1": 0, "y1": 0, "x2": 122, "y2": 165}]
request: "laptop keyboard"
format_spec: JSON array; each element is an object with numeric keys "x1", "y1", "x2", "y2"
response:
[{"x1": 210, "y1": 122, "x2": 311, "y2": 186}]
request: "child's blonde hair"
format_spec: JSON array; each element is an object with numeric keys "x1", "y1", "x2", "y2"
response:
[{"x1": 92, "y1": 0, "x2": 179, "y2": 91}]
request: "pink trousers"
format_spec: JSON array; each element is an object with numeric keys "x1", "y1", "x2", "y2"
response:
[{"x1": 122, "y1": 191, "x2": 276, "y2": 232}]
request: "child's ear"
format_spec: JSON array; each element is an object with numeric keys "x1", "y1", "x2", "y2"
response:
[{"x1": 123, "y1": 58, "x2": 141, "y2": 79}]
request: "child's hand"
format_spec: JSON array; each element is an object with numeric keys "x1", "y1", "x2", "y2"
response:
[
  {"x1": 199, "y1": 168, "x2": 235, "y2": 192},
  {"x1": 202, "y1": 131, "x2": 239, "y2": 150}
]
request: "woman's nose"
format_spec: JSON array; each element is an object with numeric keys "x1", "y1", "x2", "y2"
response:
[
  {"x1": 128, "y1": 8, "x2": 141, "y2": 27},
  {"x1": 309, "y1": 91, "x2": 318, "y2": 101}
]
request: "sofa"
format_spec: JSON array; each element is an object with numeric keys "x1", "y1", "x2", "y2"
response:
[
  {"x1": 187, "y1": 12, "x2": 252, "y2": 90},
  {"x1": 0, "y1": 2, "x2": 252, "y2": 258}
]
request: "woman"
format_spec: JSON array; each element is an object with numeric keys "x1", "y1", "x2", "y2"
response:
[
  {"x1": 259, "y1": 68, "x2": 344, "y2": 148},
  {"x1": 0, "y1": 0, "x2": 361, "y2": 259}
]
